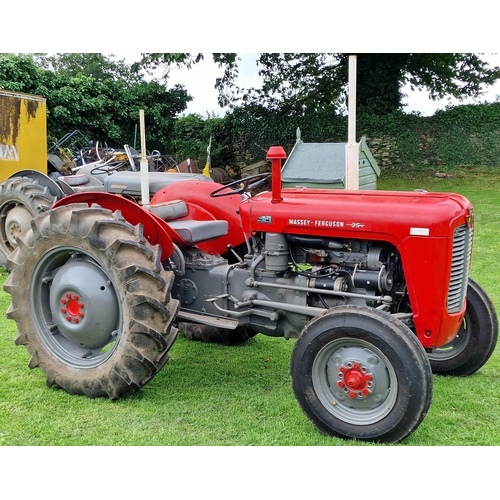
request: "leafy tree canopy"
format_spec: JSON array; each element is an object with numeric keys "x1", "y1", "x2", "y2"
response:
[
  {"x1": 33, "y1": 53, "x2": 143, "y2": 85},
  {"x1": 135, "y1": 53, "x2": 500, "y2": 115},
  {"x1": 0, "y1": 53, "x2": 192, "y2": 152}
]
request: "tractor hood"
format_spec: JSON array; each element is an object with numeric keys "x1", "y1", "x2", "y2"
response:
[
  {"x1": 99, "y1": 171, "x2": 213, "y2": 197},
  {"x1": 239, "y1": 187, "x2": 473, "y2": 245}
]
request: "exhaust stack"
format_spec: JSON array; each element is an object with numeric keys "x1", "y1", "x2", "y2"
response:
[{"x1": 266, "y1": 146, "x2": 287, "y2": 204}]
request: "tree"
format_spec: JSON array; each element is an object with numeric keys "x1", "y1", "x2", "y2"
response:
[
  {"x1": 135, "y1": 53, "x2": 500, "y2": 115},
  {"x1": 33, "y1": 53, "x2": 143, "y2": 85},
  {"x1": 0, "y1": 53, "x2": 192, "y2": 153}
]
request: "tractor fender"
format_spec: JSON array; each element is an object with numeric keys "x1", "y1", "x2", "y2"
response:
[
  {"x1": 53, "y1": 192, "x2": 175, "y2": 260},
  {"x1": 151, "y1": 179, "x2": 247, "y2": 255},
  {"x1": 8, "y1": 169, "x2": 65, "y2": 200}
]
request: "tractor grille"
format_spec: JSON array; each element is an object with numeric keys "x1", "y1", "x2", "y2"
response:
[{"x1": 447, "y1": 224, "x2": 473, "y2": 313}]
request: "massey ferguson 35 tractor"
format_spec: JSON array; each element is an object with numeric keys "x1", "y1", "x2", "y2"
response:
[{"x1": 3, "y1": 146, "x2": 498, "y2": 443}]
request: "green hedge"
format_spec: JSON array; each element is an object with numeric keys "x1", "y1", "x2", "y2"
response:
[{"x1": 173, "y1": 101, "x2": 500, "y2": 177}]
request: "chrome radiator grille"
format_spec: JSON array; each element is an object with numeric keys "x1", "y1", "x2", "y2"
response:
[{"x1": 447, "y1": 224, "x2": 473, "y2": 313}]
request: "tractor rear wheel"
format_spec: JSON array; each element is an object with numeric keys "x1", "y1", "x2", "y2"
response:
[
  {"x1": 0, "y1": 177, "x2": 56, "y2": 268},
  {"x1": 3, "y1": 204, "x2": 179, "y2": 399},
  {"x1": 428, "y1": 278, "x2": 498, "y2": 376},
  {"x1": 291, "y1": 306, "x2": 433, "y2": 443},
  {"x1": 210, "y1": 167, "x2": 230, "y2": 184}
]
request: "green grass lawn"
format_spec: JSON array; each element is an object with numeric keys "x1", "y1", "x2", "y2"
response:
[{"x1": 1, "y1": 166, "x2": 499, "y2": 447}]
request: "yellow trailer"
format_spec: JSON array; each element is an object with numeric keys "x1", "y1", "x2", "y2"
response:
[
  {"x1": 0, "y1": 90, "x2": 58, "y2": 267},
  {"x1": 0, "y1": 89, "x2": 47, "y2": 180}
]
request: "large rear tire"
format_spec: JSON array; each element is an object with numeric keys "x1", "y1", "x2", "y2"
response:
[
  {"x1": 291, "y1": 306, "x2": 433, "y2": 443},
  {"x1": 428, "y1": 278, "x2": 498, "y2": 376},
  {"x1": 3, "y1": 204, "x2": 179, "y2": 399},
  {"x1": 0, "y1": 177, "x2": 55, "y2": 267}
]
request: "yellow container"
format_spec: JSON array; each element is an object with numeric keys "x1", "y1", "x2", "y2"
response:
[{"x1": 0, "y1": 90, "x2": 47, "y2": 180}]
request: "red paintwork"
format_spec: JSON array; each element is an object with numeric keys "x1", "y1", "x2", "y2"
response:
[
  {"x1": 52, "y1": 192, "x2": 176, "y2": 260},
  {"x1": 150, "y1": 179, "x2": 248, "y2": 255},
  {"x1": 52, "y1": 182, "x2": 248, "y2": 258},
  {"x1": 239, "y1": 187, "x2": 472, "y2": 349},
  {"x1": 51, "y1": 164, "x2": 473, "y2": 349},
  {"x1": 267, "y1": 146, "x2": 286, "y2": 203}
]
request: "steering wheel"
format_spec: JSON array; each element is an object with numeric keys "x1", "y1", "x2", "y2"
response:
[
  {"x1": 210, "y1": 173, "x2": 271, "y2": 198},
  {"x1": 90, "y1": 161, "x2": 126, "y2": 176}
]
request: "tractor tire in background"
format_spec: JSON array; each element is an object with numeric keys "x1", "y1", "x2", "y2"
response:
[
  {"x1": 3, "y1": 204, "x2": 179, "y2": 399},
  {"x1": 0, "y1": 177, "x2": 56, "y2": 268},
  {"x1": 210, "y1": 167, "x2": 230, "y2": 184},
  {"x1": 291, "y1": 306, "x2": 433, "y2": 443},
  {"x1": 427, "y1": 278, "x2": 498, "y2": 376},
  {"x1": 178, "y1": 322, "x2": 257, "y2": 346}
]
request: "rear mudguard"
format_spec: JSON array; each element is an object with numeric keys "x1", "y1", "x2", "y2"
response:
[
  {"x1": 151, "y1": 179, "x2": 248, "y2": 255},
  {"x1": 52, "y1": 184, "x2": 248, "y2": 260},
  {"x1": 53, "y1": 192, "x2": 176, "y2": 260},
  {"x1": 8, "y1": 169, "x2": 65, "y2": 200}
]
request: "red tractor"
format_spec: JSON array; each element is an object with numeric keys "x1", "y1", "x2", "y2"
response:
[{"x1": 3, "y1": 146, "x2": 497, "y2": 443}]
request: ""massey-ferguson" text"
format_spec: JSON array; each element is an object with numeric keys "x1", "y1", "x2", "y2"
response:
[{"x1": 289, "y1": 219, "x2": 345, "y2": 227}]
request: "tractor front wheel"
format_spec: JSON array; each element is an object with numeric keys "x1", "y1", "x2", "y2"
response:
[
  {"x1": 428, "y1": 278, "x2": 498, "y2": 376},
  {"x1": 291, "y1": 306, "x2": 433, "y2": 443},
  {"x1": 3, "y1": 204, "x2": 179, "y2": 399}
]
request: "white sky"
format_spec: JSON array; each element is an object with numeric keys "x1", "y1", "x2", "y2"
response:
[
  {"x1": 3, "y1": 3, "x2": 499, "y2": 118},
  {"x1": 122, "y1": 52, "x2": 500, "y2": 118}
]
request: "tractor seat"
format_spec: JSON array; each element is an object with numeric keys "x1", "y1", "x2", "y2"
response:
[
  {"x1": 149, "y1": 200, "x2": 189, "y2": 219},
  {"x1": 150, "y1": 199, "x2": 228, "y2": 244},
  {"x1": 167, "y1": 219, "x2": 228, "y2": 244},
  {"x1": 58, "y1": 174, "x2": 106, "y2": 194}
]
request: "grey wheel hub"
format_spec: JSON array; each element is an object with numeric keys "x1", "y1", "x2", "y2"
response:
[
  {"x1": 327, "y1": 345, "x2": 390, "y2": 407},
  {"x1": 312, "y1": 338, "x2": 398, "y2": 425},
  {"x1": 5, "y1": 204, "x2": 32, "y2": 247},
  {"x1": 49, "y1": 258, "x2": 119, "y2": 349}
]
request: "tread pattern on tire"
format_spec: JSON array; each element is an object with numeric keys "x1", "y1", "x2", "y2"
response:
[
  {"x1": 4, "y1": 204, "x2": 179, "y2": 399},
  {"x1": 428, "y1": 278, "x2": 498, "y2": 376},
  {"x1": 0, "y1": 177, "x2": 56, "y2": 266},
  {"x1": 290, "y1": 306, "x2": 433, "y2": 443}
]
